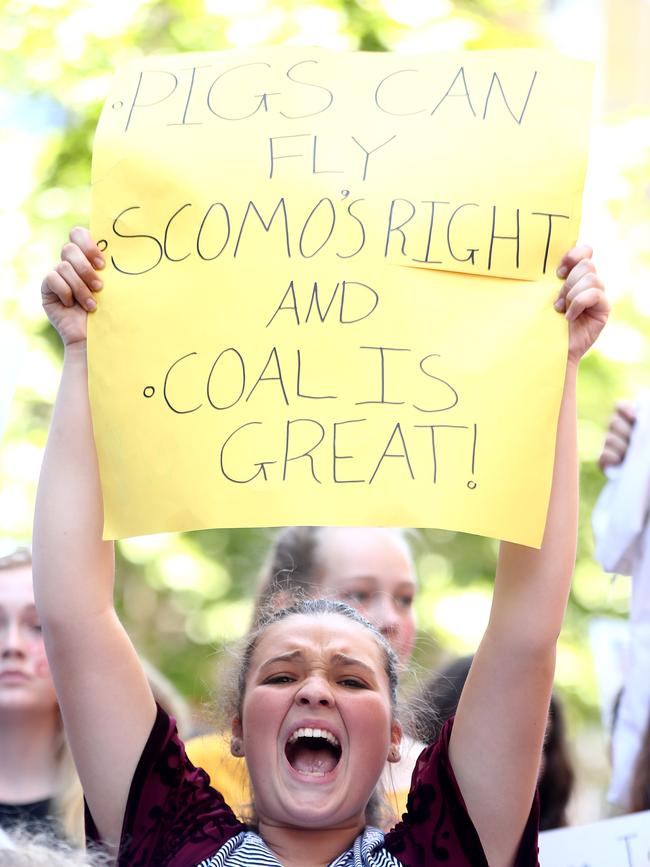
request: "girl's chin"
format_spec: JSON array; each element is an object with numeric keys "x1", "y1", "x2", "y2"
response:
[
  {"x1": 0, "y1": 695, "x2": 58, "y2": 713},
  {"x1": 268, "y1": 789, "x2": 368, "y2": 830},
  {"x1": 266, "y1": 804, "x2": 365, "y2": 831}
]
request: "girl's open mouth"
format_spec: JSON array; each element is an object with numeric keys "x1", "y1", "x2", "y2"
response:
[{"x1": 285, "y1": 726, "x2": 342, "y2": 777}]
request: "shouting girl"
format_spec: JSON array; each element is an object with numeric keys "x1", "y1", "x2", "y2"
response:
[{"x1": 33, "y1": 228, "x2": 607, "y2": 866}]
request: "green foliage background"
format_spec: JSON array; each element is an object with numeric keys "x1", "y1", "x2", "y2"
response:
[{"x1": 3, "y1": 0, "x2": 650, "y2": 815}]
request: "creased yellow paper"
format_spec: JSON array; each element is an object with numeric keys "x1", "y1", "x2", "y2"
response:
[{"x1": 89, "y1": 47, "x2": 593, "y2": 545}]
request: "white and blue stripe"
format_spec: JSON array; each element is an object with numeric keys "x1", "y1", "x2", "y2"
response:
[{"x1": 196, "y1": 827, "x2": 404, "y2": 866}]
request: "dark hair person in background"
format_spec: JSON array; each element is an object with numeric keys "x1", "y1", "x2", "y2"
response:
[{"x1": 415, "y1": 655, "x2": 575, "y2": 830}]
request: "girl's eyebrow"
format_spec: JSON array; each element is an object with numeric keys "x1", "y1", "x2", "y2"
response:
[
  {"x1": 259, "y1": 650, "x2": 376, "y2": 677},
  {"x1": 336, "y1": 574, "x2": 375, "y2": 584},
  {"x1": 330, "y1": 653, "x2": 376, "y2": 677},
  {"x1": 259, "y1": 650, "x2": 305, "y2": 670}
]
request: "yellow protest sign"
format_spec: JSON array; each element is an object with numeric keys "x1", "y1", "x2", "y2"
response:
[{"x1": 89, "y1": 47, "x2": 593, "y2": 546}]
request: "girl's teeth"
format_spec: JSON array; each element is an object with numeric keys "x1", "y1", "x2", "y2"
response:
[{"x1": 288, "y1": 727, "x2": 340, "y2": 746}]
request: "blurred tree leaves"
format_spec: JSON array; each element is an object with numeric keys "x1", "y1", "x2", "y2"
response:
[{"x1": 2, "y1": 1, "x2": 646, "y2": 777}]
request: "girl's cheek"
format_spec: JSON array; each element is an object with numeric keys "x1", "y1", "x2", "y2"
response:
[
  {"x1": 400, "y1": 617, "x2": 417, "y2": 661},
  {"x1": 34, "y1": 657, "x2": 52, "y2": 679},
  {"x1": 27, "y1": 640, "x2": 52, "y2": 679}
]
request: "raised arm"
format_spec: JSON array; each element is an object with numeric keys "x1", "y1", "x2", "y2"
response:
[
  {"x1": 32, "y1": 228, "x2": 157, "y2": 849},
  {"x1": 449, "y1": 245, "x2": 609, "y2": 867}
]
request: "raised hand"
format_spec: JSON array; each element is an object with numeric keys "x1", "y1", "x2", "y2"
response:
[
  {"x1": 41, "y1": 227, "x2": 104, "y2": 347},
  {"x1": 599, "y1": 401, "x2": 636, "y2": 470},
  {"x1": 554, "y1": 244, "x2": 609, "y2": 364}
]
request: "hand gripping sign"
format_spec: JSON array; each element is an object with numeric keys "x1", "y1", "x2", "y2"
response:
[{"x1": 89, "y1": 46, "x2": 593, "y2": 544}]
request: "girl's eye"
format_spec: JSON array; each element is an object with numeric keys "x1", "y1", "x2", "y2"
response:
[
  {"x1": 339, "y1": 678, "x2": 367, "y2": 689},
  {"x1": 396, "y1": 595, "x2": 414, "y2": 609},
  {"x1": 264, "y1": 674, "x2": 295, "y2": 685},
  {"x1": 345, "y1": 590, "x2": 371, "y2": 604},
  {"x1": 30, "y1": 622, "x2": 43, "y2": 633}
]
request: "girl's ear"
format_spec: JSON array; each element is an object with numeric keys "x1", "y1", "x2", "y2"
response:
[
  {"x1": 231, "y1": 716, "x2": 245, "y2": 757},
  {"x1": 387, "y1": 720, "x2": 403, "y2": 763}
]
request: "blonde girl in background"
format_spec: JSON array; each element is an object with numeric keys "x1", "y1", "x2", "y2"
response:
[
  {"x1": 0, "y1": 548, "x2": 83, "y2": 844},
  {"x1": 0, "y1": 548, "x2": 191, "y2": 847}
]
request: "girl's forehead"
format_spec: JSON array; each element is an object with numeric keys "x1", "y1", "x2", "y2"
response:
[
  {"x1": 320, "y1": 527, "x2": 410, "y2": 558},
  {"x1": 316, "y1": 528, "x2": 415, "y2": 584},
  {"x1": 0, "y1": 565, "x2": 35, "y2": 608},
  {"x1": 251, "y1": 612, "x2": 384, "y2": 667}
]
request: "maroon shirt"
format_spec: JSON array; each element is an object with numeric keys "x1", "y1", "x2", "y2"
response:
[{"x1": 87, "y1": 705, "x2": 539, "y2": 866}]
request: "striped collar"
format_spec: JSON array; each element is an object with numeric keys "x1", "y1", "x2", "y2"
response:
[{"x1": 197, "y1": 827, "x2": 404, "y2": 866}]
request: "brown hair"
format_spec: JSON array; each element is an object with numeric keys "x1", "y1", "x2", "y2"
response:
[{"x1": 253, "y1": 527, "x2": 322, "y2": 619}]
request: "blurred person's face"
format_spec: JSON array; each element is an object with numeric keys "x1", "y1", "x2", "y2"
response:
[
  {"x1": 0, "y1": 565, "x2": 58, "y2": 715},
  {"x1": 315, "y1": 529, "x2": 417, "y2": 664}
]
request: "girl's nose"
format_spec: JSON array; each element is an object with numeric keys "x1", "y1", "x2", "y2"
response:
[
  {"x1": 0, "y1": 621, "x2": 27, "y2": 658},
  {"x1": 295, "y1": 675, "x2": 334, "y2": 707},
  {"x1": 369, "y1": 594, "x2": 400, "y2": 640}
]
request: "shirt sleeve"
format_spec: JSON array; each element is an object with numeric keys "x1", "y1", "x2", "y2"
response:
[
  {"x1": 383, "y1": 718, "x2": 539, "y2": 867},
  {"x1": 85, "y1": 704, "x2": 246, "y2": 867}
]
